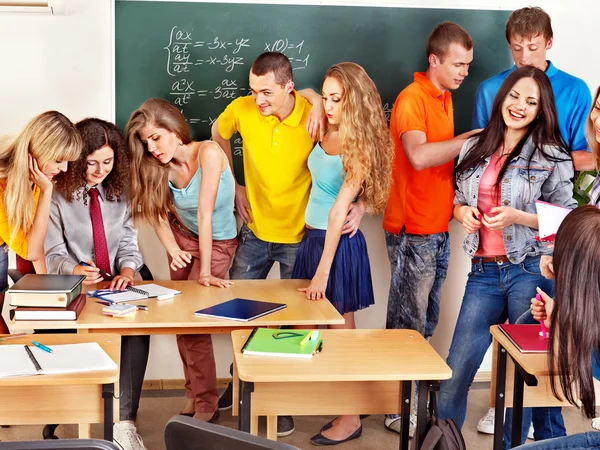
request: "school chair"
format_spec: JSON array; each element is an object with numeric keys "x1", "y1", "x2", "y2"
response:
[
  {"x1": 0, "y1": 439, "x2": 118, "y2": 449},
  {"x1": 164, "y1": 415, "x2": 300, "y2": 450}
]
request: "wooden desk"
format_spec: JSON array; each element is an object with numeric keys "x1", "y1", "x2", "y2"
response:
[
  {"x1": 0, "y1": 333, "x2": 120, "y2": 441},
  {"x1": 10, "y1": 280, "x2": 344, "y2": 335},
  {"x1": 232, "y1": 329, "x2": 451, "y2": 450},
  {"x1": 489, "y1": 325, "x2": 600, "y2": 449}
]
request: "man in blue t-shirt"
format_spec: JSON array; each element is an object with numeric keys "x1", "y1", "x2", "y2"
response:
[{"x1": 473, "y1": 6, "x2": 592, "y2": 171}]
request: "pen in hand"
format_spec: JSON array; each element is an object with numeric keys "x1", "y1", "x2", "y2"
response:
[
  {"x1": 536, "y1": 293, "x2": 548, "y2": 339},
  {"x1": 78, "y1": 260, "x2": 112, "y2": 280}
]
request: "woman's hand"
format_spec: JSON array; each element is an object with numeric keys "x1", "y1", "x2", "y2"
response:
[
  {"x1": 29, "y1": 155, "x2": 53, "y2": 193},
  {"x1": 73, "y1": 260, "x2": 103, "y2": 285},
  {"x1": 298, "y1": 272, "x2": 328, "y2": 300},
  {"x1": 460, "y1": 206, "x2": 482, "y2": 234},
  {"x1": 110, "y1": 275, "x2": 134, "y2": 291},
  {"x1": 482, "y1": 206, "x2": 520, "y2": 231},
  {"x1": 530, "y1": 287, "x2": 554, "y2": 328},
  {"x1": 540, "y1": 255, "x2": 555, "y2": 280},
  {"x1": 169, "y1": 248, "x2": 192, "y2": 271},
  {"x1": 199, "y1": 274, "x2": 234, "y2": 288}
]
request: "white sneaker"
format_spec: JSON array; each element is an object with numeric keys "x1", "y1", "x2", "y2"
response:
[
  {"x1": 113, "y1": 422, "x2": 147, "y2": 450},
  {"x1": 477, "y1": 408, "x2": 495, "y2": 434},
  {"x1": 592, "y1": 417, "x2": 600, "y2": 430},
  {"x1": 527, "y1": 423, "x2": 534, "y2": 440},
  {"x1": 384, "y1": 413, "x2": 417, "y2": 438}
]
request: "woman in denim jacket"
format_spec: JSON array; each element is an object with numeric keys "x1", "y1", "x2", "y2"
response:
[{"x1": 438, "y1": 66, "x2": 577, "y2": 448}]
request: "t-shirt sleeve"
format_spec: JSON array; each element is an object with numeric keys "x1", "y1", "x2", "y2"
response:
[
  {"x1": 217, "y1": 98, "x2": 241, "y2": 140},
  {"x1": 472, "y1": 84, "x2": 490, "y2": 129},
  {"x1": 394, "y1": 93, "x2": 426, "y2": 138},
  {"x1": 569, "y1": 81, "x2": 592, "y2": 152},
  {"x1": 0, "y1": 202, "x2": 28, "y2": 259}
]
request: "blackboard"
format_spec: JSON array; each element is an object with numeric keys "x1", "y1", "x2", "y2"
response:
[{"x1": 115, "y1": 1, "x2": 512, "y2": 184}]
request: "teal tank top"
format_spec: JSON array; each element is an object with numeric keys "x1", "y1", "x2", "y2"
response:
[
  {"x1": 169, "y1": 146, "x2": 237, "y2": 241},
  {"x1": 305, "y1": 142, "x2": 345, "y2": 230}
]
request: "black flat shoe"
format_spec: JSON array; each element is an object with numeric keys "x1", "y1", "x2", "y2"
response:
[
  {"x1": 42, "y1": 424, "x2": 59, "y2": 440},
  {"x1": 320, "y1": 415, "x2": 370, "y2": 432},
  {"x1": 310, "y1": 424, "x2": 362, "y2": 446},
  {"x1": 179, "y1": 412, "x2": 194, "y2": 417}
]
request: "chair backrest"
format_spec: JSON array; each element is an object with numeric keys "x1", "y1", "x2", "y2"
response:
[
  {"x1": 164, "y1": 415, "x2": 300, "y2": 450},
  {"x1": 139, "y1": 263, "x2": 154, "y2": 281},
  {"x1": 0, "y1": 439, "x2": 119, "y2": 449}
]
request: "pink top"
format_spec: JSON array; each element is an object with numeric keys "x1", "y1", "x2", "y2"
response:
[{"x1": 475, "y1": 154, "x2": 506, "y2": 256}]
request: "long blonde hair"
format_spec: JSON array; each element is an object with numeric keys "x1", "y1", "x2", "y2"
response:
[
  {"x1": 588, "y1": 87, "x2": 600, "y2": 170},
  {"x1": 0, "y1": 111, "x2": 81, "y2": 241},
  {"x1": 126, "y1": 98, "x2": 191, "y2": 227},
  {"x1": 325, "y1": 63, "x2": 394, "y2": 213}
]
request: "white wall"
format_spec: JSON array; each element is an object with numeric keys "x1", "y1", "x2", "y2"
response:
[{"x1": 1, "y1": 0, "x2": 598, "y2": 380}]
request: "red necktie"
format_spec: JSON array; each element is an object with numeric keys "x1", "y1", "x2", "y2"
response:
[{"x1": 89, "y1": 187, "x2": 112, "y2": 278}]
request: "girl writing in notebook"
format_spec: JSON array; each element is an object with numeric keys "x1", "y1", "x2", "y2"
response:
[
  {"x1": 524, "y1": 205, "x2": 600, "y2": 449},
  {"x1": 0, "y1": 111, "x2": 81, "y2": 334},
  {"x1": 291, "y1": 62, "x2": 393, "y2": 445},
  {"x1": 44, "y1": 118, "x2": 148, "y2": 450},
  {"x1": 126, "y1": 98, "x2": 236, "y2": 423},
  {"x1": 437, "y1": 66, "x2": 577, "y2": 447}
]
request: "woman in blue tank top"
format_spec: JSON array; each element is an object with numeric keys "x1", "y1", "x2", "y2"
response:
[
  {"x1": 126, "y1": 98, "x2": 236, "y2": 423},
  {"x1": 292, "y1": 63, "x2": 394, "y2": 445}
]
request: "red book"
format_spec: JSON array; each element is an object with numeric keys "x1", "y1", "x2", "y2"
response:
[
  {"x1": 13, "y1": 294, "x2": 86, "y2": 321},
  {"x1": 498, "y1": 324, "x2": 548, "y2": 353}
]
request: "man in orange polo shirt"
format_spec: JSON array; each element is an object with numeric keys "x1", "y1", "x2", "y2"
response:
[{"x1": 383, "y1": 22, "x2": 480, "y2": 434}]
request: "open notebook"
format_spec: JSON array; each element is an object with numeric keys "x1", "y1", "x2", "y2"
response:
[
  {"x1": 88, "y1": 283, "x2": 181, "y2": 302},
  {"x1": 0, "y1": 342, "x2": 117, "y2": 378}
]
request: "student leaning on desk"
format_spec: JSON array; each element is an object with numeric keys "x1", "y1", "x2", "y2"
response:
[
  {"x1": 519, "y1": 205, "x2": 600, "y2": 449},
  {"x1": 127, "y1": 98, "x2": 236, "y2": 425},
  {"x1": 43, "y1": 118, "x2": 148, "y2": 450},
  {"x1": 0, "y1": 112, "x2": 81, "y2": 335}
]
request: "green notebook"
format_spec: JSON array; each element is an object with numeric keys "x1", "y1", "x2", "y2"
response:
[{"x1": 241, "y1": 328, "x2": 322, "y2": 358}]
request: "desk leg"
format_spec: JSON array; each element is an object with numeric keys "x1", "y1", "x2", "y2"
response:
[
  {"x1": 103, "y1": 383, "x2": 114, "y2": 441},
  {"x1": 78, "y1": 424, "x2": 91, "y2": 439},
  {"x1": 494, "y1": 344, "x2": 508, "y2": 450},
  {"x1": 238, "y1": 380, "x2": 254, "y2": 433},
  {"x1": 400, "y1": 380, "x2": 412, "y2": 450},
  {"x1": 511, "y1": 365, "x2": 525, "y2": 448},
  {"x1": 414, "y1": 380, "x2": 429, "y2": 450}
]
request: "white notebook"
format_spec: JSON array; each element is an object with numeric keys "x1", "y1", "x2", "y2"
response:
[
  {"x1": 0, "y1": 342, "x2": 117, "y2": 378},
  {"x1": 535, "y1": 200, "x2": 572, "y2": 239},
  {"x1": 88, "y1": 283, "x2": 181, "y2": 303}
]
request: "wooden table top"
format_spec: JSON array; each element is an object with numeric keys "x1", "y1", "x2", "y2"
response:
[
  {"x1": 0, "y1": 333, "x2": 120, "y2": 386},
  {"x1": 10, "y1": 280, "x2": 344, "y2": 332},
  {"x1": 490, "y1": 325, "x2": 550, "y2": 376},
  {"x1": 233, "y1": 329, "x2": 452, "y2": 382}
]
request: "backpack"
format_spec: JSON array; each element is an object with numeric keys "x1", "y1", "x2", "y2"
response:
[{"x1": 410, "y1": 390, "x2": 466, "y2": 450}]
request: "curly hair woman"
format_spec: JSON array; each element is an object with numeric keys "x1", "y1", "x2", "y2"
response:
[
  {"x1": 0, "y1": 111, "x2": 80, "y2": 333},
  {"x1": 44, "y1": 118, "x2": 148, "y2": 449},
  {"x1": 291, "y1": 62, "x2": 394, "y2": 445}
]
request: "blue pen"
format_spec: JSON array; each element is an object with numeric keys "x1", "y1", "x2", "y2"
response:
[{"x1": 32, "y1": 340, "x2": 53, "y2": 354}]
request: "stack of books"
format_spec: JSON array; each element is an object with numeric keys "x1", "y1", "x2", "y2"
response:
[{"x1": 8, "y1": 274, "x2": 87, "y2": 321}]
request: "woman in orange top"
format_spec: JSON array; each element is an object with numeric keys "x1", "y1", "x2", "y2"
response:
[{"x1": 0, "y1": 111, "x2": 81, "y2": 333}]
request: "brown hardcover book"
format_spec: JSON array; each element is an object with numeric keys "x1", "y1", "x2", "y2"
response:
[
  {"x1": 8, "y1": 274, "x2": 85, "y2": 307},
  {"x1": 13, "y1": 294, "x2": 86, "y2": 321}
]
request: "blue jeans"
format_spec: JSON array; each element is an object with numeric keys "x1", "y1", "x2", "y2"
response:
[
  {"x1": 385, "y1": 228, "x2": 450, "y2": 337},
  {"x1": 515, "y1": 432, "x2": 600, "y2": 449},
  {"x1": 437, "y1": 256, "x2": 565, "y2": 448},
  {"x1": 229, "y1": 224, "x2": 300, "y2": 280}
]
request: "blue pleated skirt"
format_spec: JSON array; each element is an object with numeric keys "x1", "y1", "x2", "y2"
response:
[{"x1": 292, "y1": 227, "x2": 375, "y2": 314}]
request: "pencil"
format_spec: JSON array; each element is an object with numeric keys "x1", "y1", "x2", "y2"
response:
[
  {"x1": 0, "y1": 332, "x2": 29, "y2": 341},
  {"x1": 299, "y1": 331, "x2": 313, "y2": 347}
]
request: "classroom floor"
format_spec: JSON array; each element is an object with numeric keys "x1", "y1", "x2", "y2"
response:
[{"x1": 0, "y1": 385, "x2": 594, "y2": 449}]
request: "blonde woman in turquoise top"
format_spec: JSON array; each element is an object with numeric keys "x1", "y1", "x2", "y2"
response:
[
  {"x1": 292, "y1": 63, "x2": 394, "y2": 446},
  {"x1": 126, "y1": 98, "x2": 237, "y2": 422}
]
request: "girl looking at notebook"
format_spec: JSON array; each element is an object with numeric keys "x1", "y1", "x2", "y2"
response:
[
  {"x1": 44, "y1": 118, "x2": 148, "y2": 450},
  {"x1": 438, "y1": 66, "x2": 577, "y2": 447},
  {"x1": 0, "y1": 111, "x2": 81, "y2": 334},
  {"x1": 126, "y1": 98, "x2": 236, "y2": 423},
  {"x1": 291, "y1": 62, "x2": 393, "y2": 445},
  {"x1": 524, "y1": 205, "x2": 600, "y2": 449}
]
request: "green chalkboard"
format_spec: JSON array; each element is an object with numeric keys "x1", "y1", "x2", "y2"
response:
[{"x1": 115, "y1": 1, "x2": 512, "y2": 184}]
